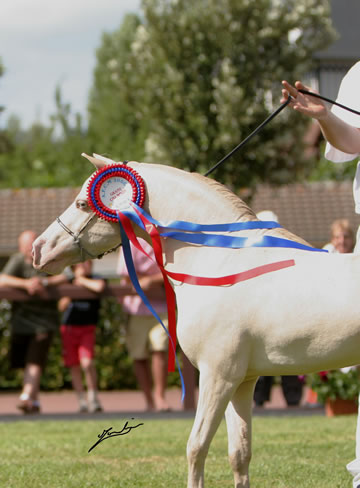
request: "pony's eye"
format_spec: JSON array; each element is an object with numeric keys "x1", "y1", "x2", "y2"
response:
[{"x1": 76, "y1": 199, "x2": 88, "y2": 210}]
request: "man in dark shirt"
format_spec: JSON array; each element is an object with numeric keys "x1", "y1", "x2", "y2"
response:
[{"x1": 0, "y1": 230, "x2": 67, "y2": 414}]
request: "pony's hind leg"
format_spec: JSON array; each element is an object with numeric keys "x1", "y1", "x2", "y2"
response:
[
  {"x1": 225, "y1": 378, "x2": 258, "y2": 488},
  {"x1": 187, "y1": 372, "x2": 236, "y2": 488}
]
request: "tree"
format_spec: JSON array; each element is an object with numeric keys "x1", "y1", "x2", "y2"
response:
[
  {"x1": 87, "y1": 13, "x2": 147, "y2": 161},
  {"x1": 0, "y1": 86, "x2": 92, "y2": 188},
  {"x1": 89, "y1": 0, "x2": 336, "y2": 190},
  {"x1": 136, "y1": 0, "x2": 337, "y2": 188},
  {"x1": 0, "y1": 56, "x2": 4, "y2": 112},
  {"x1": 0, "y1": 57, "x2": 13, "y2": 156}
]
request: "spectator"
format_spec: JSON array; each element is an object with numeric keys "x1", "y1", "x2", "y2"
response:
[
  {"x1": 322, "y1": 218, "x2": 355, "y2": 254},
  {"x1": 59, "y1": 261, "x2": 105, "y2": 413},
  {"x1": 253, "y1": 375, "x2": 303, "y2": 408},
  {"x1": 0, "y1": 230, "x2": 67, "y2": 414},
  {"x1": 118, "y1": 239, "x2": 171, "y2": 412}
]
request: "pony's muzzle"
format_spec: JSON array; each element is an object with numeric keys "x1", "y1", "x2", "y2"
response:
[{"x1": 32, "y1": 237, "x2": 46, "y2": 268}]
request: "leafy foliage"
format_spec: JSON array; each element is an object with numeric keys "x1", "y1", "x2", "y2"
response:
[
  {"x1": 0, "y1": 300, "x2": 22, "y2": 389},
  {"x1": 1, "y1": 1, "x2": 337, "y2": 191},
  {"x1": 309, "y1": 142, "x2": 357, "y2": 181},
  {"x1": 0, "y1": 57, "x2": 13, "y2": 155},
  {"x1": 95, "y1": 0, "x2": 335, "y2": 190},
  {"x1": 0, "y1": 87, "x2": 93, "y2": 188},
  {"x1": 307, "y1": 368, "x2": 360, "y2": 403},
  {"x1": 88, "y1": 13, "x2": 148, "y2": 161}
]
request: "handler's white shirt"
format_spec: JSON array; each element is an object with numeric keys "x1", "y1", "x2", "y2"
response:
[
  {"x1": 327, "y1": 64, "x2": 360, "y2": 487},
  {"x1": 325, "y1": 61, "x2": 360, "y2": 213}
]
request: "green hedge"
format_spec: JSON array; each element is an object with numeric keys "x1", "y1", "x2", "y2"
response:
[{"x1": 0, "y1": 298, "x2": 182, "y2": 391}]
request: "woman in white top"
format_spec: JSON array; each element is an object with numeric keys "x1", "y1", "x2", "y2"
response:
[{"x1": 282, "y1": 62, "x2": 360, "y2": 488}]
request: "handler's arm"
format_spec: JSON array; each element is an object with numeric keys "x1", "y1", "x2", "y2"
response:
[
  {"x1": 281, "y1": 80, "x2": 360, "y2": 155},
  {"x1": 317, "y1": 114, "x2": 360, "y2": 155}
]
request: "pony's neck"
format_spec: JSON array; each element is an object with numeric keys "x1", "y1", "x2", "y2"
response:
[
  {"x1": 129, "y1": 162, "x2": 310, "y2": 247},
  {"x1": 131, "y1": 162, "x2": 256, "y2": 225}
]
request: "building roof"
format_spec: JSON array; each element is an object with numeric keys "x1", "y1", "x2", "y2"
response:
[
  {"x1": 251, "y1": 180, "x2": 360, "y2": 248},
  {"x1": 1, "y1": 182, "x2": 359, "y2": 259},
  {"x1": 0, "y1": 186, "x2": 120, "y2": 277},
  {"x1": 0, "y1": 187, "x2": 79, "y2": 256}
]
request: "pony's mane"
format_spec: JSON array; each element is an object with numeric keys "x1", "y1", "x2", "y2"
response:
[
  {"x1": 194, "y1": 173, "x2": 311, "y2": 246},
  {"x1": 193, "y1": 173, "x2": 257, "y2": 218}
]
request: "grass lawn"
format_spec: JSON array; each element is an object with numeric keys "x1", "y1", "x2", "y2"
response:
[{"x1": 0, "y1": 414, "x2": 357, "y2": 487}]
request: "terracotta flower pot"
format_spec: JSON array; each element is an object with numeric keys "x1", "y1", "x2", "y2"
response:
[{"x1": 325, "y1": 398, "x2": 358, "y2": 417}]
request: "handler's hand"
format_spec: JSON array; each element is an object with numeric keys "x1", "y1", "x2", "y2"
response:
[{"x1": 281, "y1": 80, "x2": 329, "y2": 120}]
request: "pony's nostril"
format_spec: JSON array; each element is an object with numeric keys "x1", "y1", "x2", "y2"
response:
[{"x1": 32, "y1": 237, "x2": 46, "y2": 265}]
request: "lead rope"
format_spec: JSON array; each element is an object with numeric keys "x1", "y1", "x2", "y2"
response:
[
  {"x1": 204, "y1": 95, "x2": 292, "y2": 177},
  {"x1": 204, "y1": 90, "x2": 360, "y2": 177}
]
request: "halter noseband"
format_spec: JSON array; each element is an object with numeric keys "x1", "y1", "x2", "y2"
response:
[{"x1": 56, "y1": 215, "x2": 121, "y2": 261}]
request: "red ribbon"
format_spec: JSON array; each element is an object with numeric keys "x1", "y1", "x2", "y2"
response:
[{"x1": 119, "y1": 206, "x2": 295, "y2": 372}]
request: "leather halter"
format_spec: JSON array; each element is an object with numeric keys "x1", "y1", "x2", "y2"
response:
[{"x1": 56, "y1": 214, "x2": 121, "y2": 261}]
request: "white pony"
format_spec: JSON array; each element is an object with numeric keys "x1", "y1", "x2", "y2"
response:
[{"x1": 33, "y1": 156, "x2": 360, "y2": 488}]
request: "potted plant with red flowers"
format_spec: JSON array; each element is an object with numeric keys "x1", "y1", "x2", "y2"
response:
[{"x1": 307, "y1": 367, "x2": 360, "y2": 416}]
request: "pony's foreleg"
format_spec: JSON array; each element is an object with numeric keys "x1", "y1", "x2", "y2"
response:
[
  {"x1": 187, "y1": 372, "x2": 236, "y2": 488},
  {"x1": 225, "y1": 378, "x2": 258, "y2": 488}
]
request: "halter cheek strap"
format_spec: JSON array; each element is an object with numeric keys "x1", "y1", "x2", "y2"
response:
[{"x1": 56, "y1": 215, "x2": 121, "y2": 261}]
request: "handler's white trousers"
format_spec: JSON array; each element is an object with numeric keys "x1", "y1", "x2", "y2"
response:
[
  {"x1": 347, "y1": 397, "x2": 360, "y2": 487},
  {"x1": 347, "y1": 399, "x2": 360, "y2": 488},
  {"x1": 347, "y1": 231, "x2": 360, "y2": 488}
]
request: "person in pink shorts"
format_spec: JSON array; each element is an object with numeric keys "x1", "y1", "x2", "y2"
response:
[{"x1": 118, "y1": 239, "x2": 171, "y2": 412}]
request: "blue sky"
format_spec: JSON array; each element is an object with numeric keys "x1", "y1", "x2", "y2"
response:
[{"x1": 0, "y1": 0, "x2": 141, "y2": 129}]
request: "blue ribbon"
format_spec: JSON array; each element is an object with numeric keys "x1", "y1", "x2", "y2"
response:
[
  {"x1": 125, "y1": 203, "x2": 326, "y2": 253},
  {"x1": 160, "y1": 231, "x2": 327, "y2": 252},
  {"x1": 127, "y1": 203, "x2": 281, "y2": 232},
  {"x1": 117, "y1": 203, "x2": 325, "y2": 403},
  {"x1": 117, "y1": 215, "x2": 186, "y2": 402}
]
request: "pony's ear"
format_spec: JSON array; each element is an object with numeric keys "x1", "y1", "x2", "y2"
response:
[{"x1": 81, "y1": 153, "x2": 109, "y2": 169}]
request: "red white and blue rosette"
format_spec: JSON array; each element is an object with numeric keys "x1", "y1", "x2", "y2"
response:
[{"x1": 87, "y1": 164, "x2": 146, "y2": 222}]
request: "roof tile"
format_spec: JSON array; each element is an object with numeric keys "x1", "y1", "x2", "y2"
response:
[{"x1": 0, "y1": 187, "x2": 79, "y2": 255}]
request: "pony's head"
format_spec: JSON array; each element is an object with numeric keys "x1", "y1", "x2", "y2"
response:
[
  {"x1": 33, "y1": 152, "x2": 284, "y2": 275},
  {"x1": 32, "y1": 154, "x2": 128, "y2": 274}
]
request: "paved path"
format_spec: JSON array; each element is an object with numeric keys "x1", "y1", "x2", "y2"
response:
[{"x1": 0, "y1": 386, "x2": 324, "y2": 422}]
